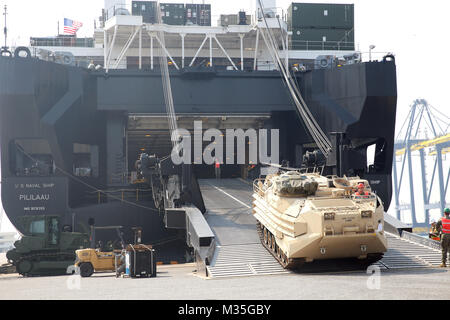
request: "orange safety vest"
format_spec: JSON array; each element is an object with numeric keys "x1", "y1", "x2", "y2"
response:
[
  {"x1": 215, "y1": 162, "x2": 220, "y2": 169},
  {"x1": 442, "y1": 218, "x2": 450, "y2": 234}
]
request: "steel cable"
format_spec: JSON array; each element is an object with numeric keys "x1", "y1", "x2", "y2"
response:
[
  {"x1": 156, "y1": 1, "x2": 180, "y2": 152},
  {"x1": 257, "y1": 0, "x2": 332, "y2": 157}
]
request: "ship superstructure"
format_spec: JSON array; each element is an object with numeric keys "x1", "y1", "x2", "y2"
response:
[{"x1": 28, "y1": 0, "x2": 358, "y2": 71}]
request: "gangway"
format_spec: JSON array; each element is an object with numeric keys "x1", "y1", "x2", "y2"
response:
[{"x1": 199, "y1": 179, "x2": 446, "y2": 278}]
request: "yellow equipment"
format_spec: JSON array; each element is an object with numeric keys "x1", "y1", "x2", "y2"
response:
[
  {"x1": 396, "y1": 134, "x2": 450, "y2": 156},
  {"x1": 75, "y1": 249, "x2": 123, "y2": 277},
  {"x1": 74, "y1": 225, "x2": 126, "y2": 277}
]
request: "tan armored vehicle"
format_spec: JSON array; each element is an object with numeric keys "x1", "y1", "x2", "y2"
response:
[{"x1": 252, "y1": 171, "x2": 387, "y2": 269}]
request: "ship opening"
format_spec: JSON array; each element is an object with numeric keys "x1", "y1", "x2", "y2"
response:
[{"x1": 126, "y1": 114, "x2": 271, "y2": 180}]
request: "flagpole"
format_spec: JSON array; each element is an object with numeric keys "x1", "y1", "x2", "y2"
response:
[{"x1": 3, "y1": 5, "x2": 8, "y2": 50}]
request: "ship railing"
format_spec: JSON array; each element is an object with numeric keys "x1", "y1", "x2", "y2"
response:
[
  {"x1": 88, "y1": 188, "x2": 153, "y2": 204},
  {"x1": 5, "y1": 46, "x2": 101, "y2": 69},
  {"x1": 6, "y1": 42, "x2": 93, "y2": 60},
  {"x1": 289, "y1": 40, "x2": 355, "y2": 51},
  {"x1": 105, "y1": 4, "x2": 132, "y2": 22},
  {"x1": 401, "y1": 231, "x2": 441, "y2": 251},
  {"x1": 30, "y1": 37, "x2": 94, "y2": 48},
  {"x1": 6, "y1": 46, "x2": 43, "y2": 59},
  {"x1": 358, "y1": 51, "x2": 395, "y2": 63}
]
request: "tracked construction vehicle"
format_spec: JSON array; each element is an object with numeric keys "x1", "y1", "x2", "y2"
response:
[
  {"x1": 252, "y1": 172, "x2": 388, "y2": 269},
  {"x1": 6, "y1": 215, "x2": 90, "y2": 276}
]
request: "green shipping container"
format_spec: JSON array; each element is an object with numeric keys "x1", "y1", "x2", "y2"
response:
[
  {"x1": 160, "y1": 3, "x2": 186, "y2": 25},
  {"x1": 290, "y1": 28, "x2": 355, "y2": 51},
  {"x1": 219, "y1": 14, "x2": 238, "y2": 26},
  {"x1": 218, "y1": 14, "x2": 251, "y2": 27},
  {"x1": 288, "y1": 3, "x2": 354, "y2": 29},
  {"x1": 132, "y1": 1, "x2": 157, "y2": 24}
]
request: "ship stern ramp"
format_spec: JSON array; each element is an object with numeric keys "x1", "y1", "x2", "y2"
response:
[
  {"x1": 198, "y1": 179, "x2": 292, "y2": 278},
  {"x1": 194, "y1": 179, "x2": 442, "y2": 278}
]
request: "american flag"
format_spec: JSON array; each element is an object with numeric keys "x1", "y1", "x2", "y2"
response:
[{"x1": 64, "y1": 18, "x2": 83, "y2": 35}]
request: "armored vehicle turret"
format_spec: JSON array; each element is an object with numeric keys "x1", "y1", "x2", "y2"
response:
[{"x1": 252, "y1": 172, "x2": 387, "y2": 269}]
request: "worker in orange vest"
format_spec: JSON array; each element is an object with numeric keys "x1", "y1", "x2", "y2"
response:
[
  {"x1": 436, "y1": 208, "x2": 450, "y2": 267},
  {"x1": 355, "y1": 183, "x2": 369, "y2": 197}
]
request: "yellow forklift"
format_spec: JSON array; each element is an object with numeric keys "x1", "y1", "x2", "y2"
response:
[
  {"x1": 75, "y1": 226, "x2": 155, "y2": 278},
  {"x1": 74, "y1": 225, "x2": 125, "y2": 277}
]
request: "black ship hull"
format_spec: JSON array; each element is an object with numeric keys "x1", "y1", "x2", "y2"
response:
[{"x1": 0, "y1": 56, "x2": 397, "y2": 261}]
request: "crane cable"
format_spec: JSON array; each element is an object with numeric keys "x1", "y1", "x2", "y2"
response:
[
  {"x1": 156, "y1": 1, "x2": 180, "y2": 152},
  {"x1": 256, "y1": 0, "x2": 333, "y2": 157},
  {"x1": 259, "y1": 23, "x2": 331, "y2": 155},
  {"x1": 259, "y1": 20, "x2": 331, "y2": 156}
]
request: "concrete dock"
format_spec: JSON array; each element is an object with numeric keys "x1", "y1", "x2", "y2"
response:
[
  {"x1": 1, "y1": 264, "x2": 450, "y2": 300},
  {"x1": 1, "y1": 179, "x2": 449, "y2": 300}
]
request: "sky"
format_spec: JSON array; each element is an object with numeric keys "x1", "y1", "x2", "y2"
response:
[{"x1": 0, "y1": 0, "x2": 449, "y2": 231}]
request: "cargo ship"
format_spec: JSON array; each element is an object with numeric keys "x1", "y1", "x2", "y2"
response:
[{"x1": 0, "y1": 1, "x2": 397, "y2": 263}]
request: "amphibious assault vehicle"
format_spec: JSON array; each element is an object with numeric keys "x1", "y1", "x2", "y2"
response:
[{"x1": 252, "y1": 171, "x2": 388, "y2": 269}]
